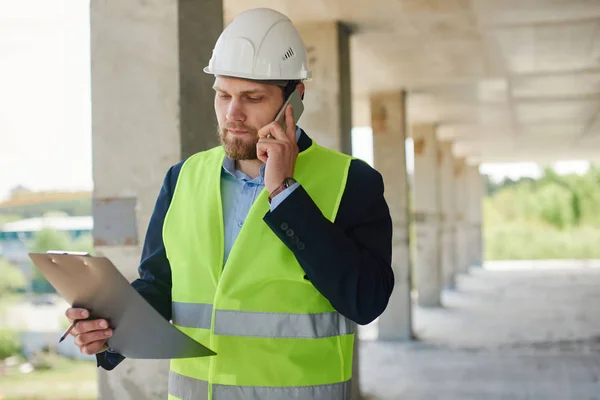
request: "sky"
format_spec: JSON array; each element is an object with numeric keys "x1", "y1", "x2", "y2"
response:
[
  {"x1": 0, "y1": 0, "x2": 592, "y2": 202},
  {"x1": 0, "y1": 0, "x2": 92, "y2": 201}
]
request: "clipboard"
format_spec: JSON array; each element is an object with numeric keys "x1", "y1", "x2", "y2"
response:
[{"x1": 29, "y1": 251, "x2": 216, "y2": 359}]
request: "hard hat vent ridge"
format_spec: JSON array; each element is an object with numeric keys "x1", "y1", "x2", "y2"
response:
[{"x1": 282, "y1": 47, "x2": 295, "y2": 61}]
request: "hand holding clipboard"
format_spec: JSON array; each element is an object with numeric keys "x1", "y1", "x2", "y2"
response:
[{"x1": 29, "y1": 251, "x2": 215, "y2": 359}]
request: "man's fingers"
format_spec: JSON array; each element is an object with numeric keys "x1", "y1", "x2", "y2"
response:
[
  {"x1": 81, "y1": 340, "x2": 110, "y2": 355},
  {"x1": 256, "y1": 141, "x2": 270, "y2": 164},
  {"x1": 71, "y1": 319, "x2": 109, "y2": 336},
  {"x1": 285, "y1": 104, "x2": 295, "y2": 141},
  {"x1": 65, "y1": 308, "x2": 89, "y2": 322},
  {"x1": 256, "y1": 139, "x2": 285, "y2": 153},
  {"x1": 74, "y1": 329, "x2": 112, "y2": 348},
  {"x1": 258, "y1": 121, "x2": 286, "y2": 141},
  {"x1": 257, "y1": 105, "x2": 295, "y2": 142}
]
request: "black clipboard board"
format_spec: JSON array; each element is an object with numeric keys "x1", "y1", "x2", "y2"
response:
[{"x1": 29, "y1": 251, "x2": 215, "y2": 359}]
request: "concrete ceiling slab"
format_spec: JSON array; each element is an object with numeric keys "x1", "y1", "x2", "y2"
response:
[{"x1": 223, "y1": 0, "x2": 600, "y2": 161}]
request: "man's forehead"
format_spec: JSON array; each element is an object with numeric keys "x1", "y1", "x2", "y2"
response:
[
  {"x1": 214, "y1": 76, "x2": 274, "y2": 92},
  {"x1": 213, "y1": 76, "x2": 278, "y2": 92}
]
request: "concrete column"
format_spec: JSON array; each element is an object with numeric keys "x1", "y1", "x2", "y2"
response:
[
  {"x1": 439, "y1": 141, "x2": 457, "y2": 289},
  {"x1": 297, "y1": 22, "x2": 352, "y2": 154},
  {"x1": 298, "y1": 22, "x2": 358, "y2": 399},
  {"x1": 412, "y1": 124, "x2": 442, "y2": 307},
  {"x1": 91, "y1": 1, "x2": 222, "y2": 399},
  {"x1": 371, "y1": 91, "x2": 413, "y2": 340},
  {"x1": 454, "y1": 157, "x2": 470, "y2": 274},
  {"x1": 466, "y1": 164, "x2": 484, "y2": 267}
]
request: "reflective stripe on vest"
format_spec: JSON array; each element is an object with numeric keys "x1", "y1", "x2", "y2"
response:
[
  {"x1": 172, "y1": 302, "x2": 213, "y2": 329},
  {"x1": 169, "y1": 371, "x2": 209, "y2": 400},
  {"x1": 172, "y1": 302, "x2": 356, "y2": 338},
  {"x1": 169, "y1": 371, "x2": 351, "y2": 400}
]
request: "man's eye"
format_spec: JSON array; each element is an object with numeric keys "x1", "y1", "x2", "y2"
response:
[
  {"x1": 247, "y1": 97, "x2": 262, "y2": 102},
  {"x1": 218, "y1": 93, "x2": 230, "y2": 99}
]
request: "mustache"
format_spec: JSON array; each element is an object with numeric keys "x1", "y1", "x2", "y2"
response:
[{"x1": 223, "y1": 123, "x2": 256, "y2": 133}]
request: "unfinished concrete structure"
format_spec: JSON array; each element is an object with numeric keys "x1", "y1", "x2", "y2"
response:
[{"x1": 90, "y1": 0, "x2": 600, "y2": 398}]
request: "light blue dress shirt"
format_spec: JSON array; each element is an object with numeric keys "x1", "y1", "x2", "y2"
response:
[{"x1": 221, "y1": 127, "x2": 301, "y2": 263}]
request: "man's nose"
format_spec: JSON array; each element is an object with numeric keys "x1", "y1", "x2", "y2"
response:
[{"x1": 226, "y1": 100, "x2": 245, "y2": 122}]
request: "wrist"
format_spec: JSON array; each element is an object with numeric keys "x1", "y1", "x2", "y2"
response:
[
  {"x1": 268, "y1": 177, "x2": 297, "y2": 203},
  {"x1": 267, "y1": 175, "x2": 293, "y2": 194}
]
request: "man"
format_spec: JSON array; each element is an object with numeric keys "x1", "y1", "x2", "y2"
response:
[{"x1": 66, "y1": 7, "x2": 394, "y2": 400}]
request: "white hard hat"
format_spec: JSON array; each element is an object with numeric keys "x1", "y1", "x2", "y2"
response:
[{"x1": 203, "y1": 8, "x2": 311, "y2": 81}]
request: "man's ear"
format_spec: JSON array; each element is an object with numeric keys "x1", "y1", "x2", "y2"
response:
[{"x1": 296, "y1": 82, "x2": 306, "y2": 100}]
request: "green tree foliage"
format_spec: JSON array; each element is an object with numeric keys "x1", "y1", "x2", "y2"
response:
[
  {"x1": 571, "y1": 191, "x2": 582, "y2": 226},
  {"x1": 29, "y1": 228, "x2": 73, "y2": 255},
  {"x1": 0, "y1": 213, "x2": 22, "y2": 225},
  {"x1": 0, "y1": 198, "x2": 91, "y2": 219},
  {"x1": 27, "y1": 229, "x2": 93, "y2": 293},
  {"x1": 29, "y1": 227, "x2": 93, "y2": 255},
  {"x1": 0, "y1": 258, "x2": 27, "y2": 296},
  {"x1": 71, "y1": 233, "x2": 93, "y2": 255},
  {"x1": 0, "y1": 329, "x2": 22, "y2": 360},
  {"x1": 484, "y1": 163, "x2": 600, "y2": 260}
]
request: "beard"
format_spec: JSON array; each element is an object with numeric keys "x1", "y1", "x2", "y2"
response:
[{"x1": 217, "y1": 123, "x2": 259, "y2": 160}]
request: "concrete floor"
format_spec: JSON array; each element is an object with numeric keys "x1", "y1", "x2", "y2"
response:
[{"x1": 358, "y1": 261, "x2": 600, "y2": 400}]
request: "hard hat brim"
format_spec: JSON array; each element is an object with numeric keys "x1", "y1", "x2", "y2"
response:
[{"x1": 203, "y1": 66, "x2": 312, "y2": 81}]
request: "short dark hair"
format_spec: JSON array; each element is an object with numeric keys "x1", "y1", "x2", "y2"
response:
[{"x1": 283, "y1": 80, "x2": 302, "y2": 100}]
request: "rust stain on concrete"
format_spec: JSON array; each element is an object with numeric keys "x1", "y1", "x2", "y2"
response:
[
  {"x1": 454, "y1": 163, "x2": 464, "y2": 177},
  {"x1": 371, "y1": 104, "x2": 388, "y2": 135},
  {"x1": 413, "y1": 138, "x2": 426, "y2": 155},
  {"x1": 437, "y1": 147, "x2": 444, "y2": 165}
]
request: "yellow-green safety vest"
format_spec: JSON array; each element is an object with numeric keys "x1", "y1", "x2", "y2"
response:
[{"x1": 163, "y1": 139, "x2": 355, "y2": 400}]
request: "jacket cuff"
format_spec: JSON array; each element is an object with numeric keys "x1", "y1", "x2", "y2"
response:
[
  {"x1": 269, "y1": 182, "x2": 300, "y2": 210},
  {"x1": 263, "y1": 185, "x2": 321, "y2": 253},
  {"x1": 96, "y1": 349, "x2": 125, "y2": 371}
]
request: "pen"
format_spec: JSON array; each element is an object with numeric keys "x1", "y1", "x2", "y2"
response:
[{"x1": 59, "y1": 320, "x2": 79, "y2": 343}]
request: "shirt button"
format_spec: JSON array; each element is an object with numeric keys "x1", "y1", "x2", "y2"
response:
[
  {"x1": 291, "y1": 236, "x2": 299, "y2": 244},
  {"x1": 286, "y1": 229, "x2": 295, "y2": 237},
  {"x1": 280, "y1": 222, "x2": 289, "y2": 230},
  {"x1": 298, "y1": 242, "x2": 305, "y2": 250},
  {"x1": 237, "y1": 221, "x2": 244, "y2": 227},
  {"x1": 247, "y1": 182, "x2": 254, "y2": 187}
]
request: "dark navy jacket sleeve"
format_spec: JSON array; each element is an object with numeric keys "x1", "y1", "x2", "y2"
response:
[
  {"x1": 96, "y1": 162, "x2": 183, "y2": 370},
  {"x1": 263, "y1": 159, "x2": 394, "y2": 325}
]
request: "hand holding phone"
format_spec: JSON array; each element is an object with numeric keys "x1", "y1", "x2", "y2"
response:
[{"x1": 257, "y1": 91, "x2": 304, "y2": 193}]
